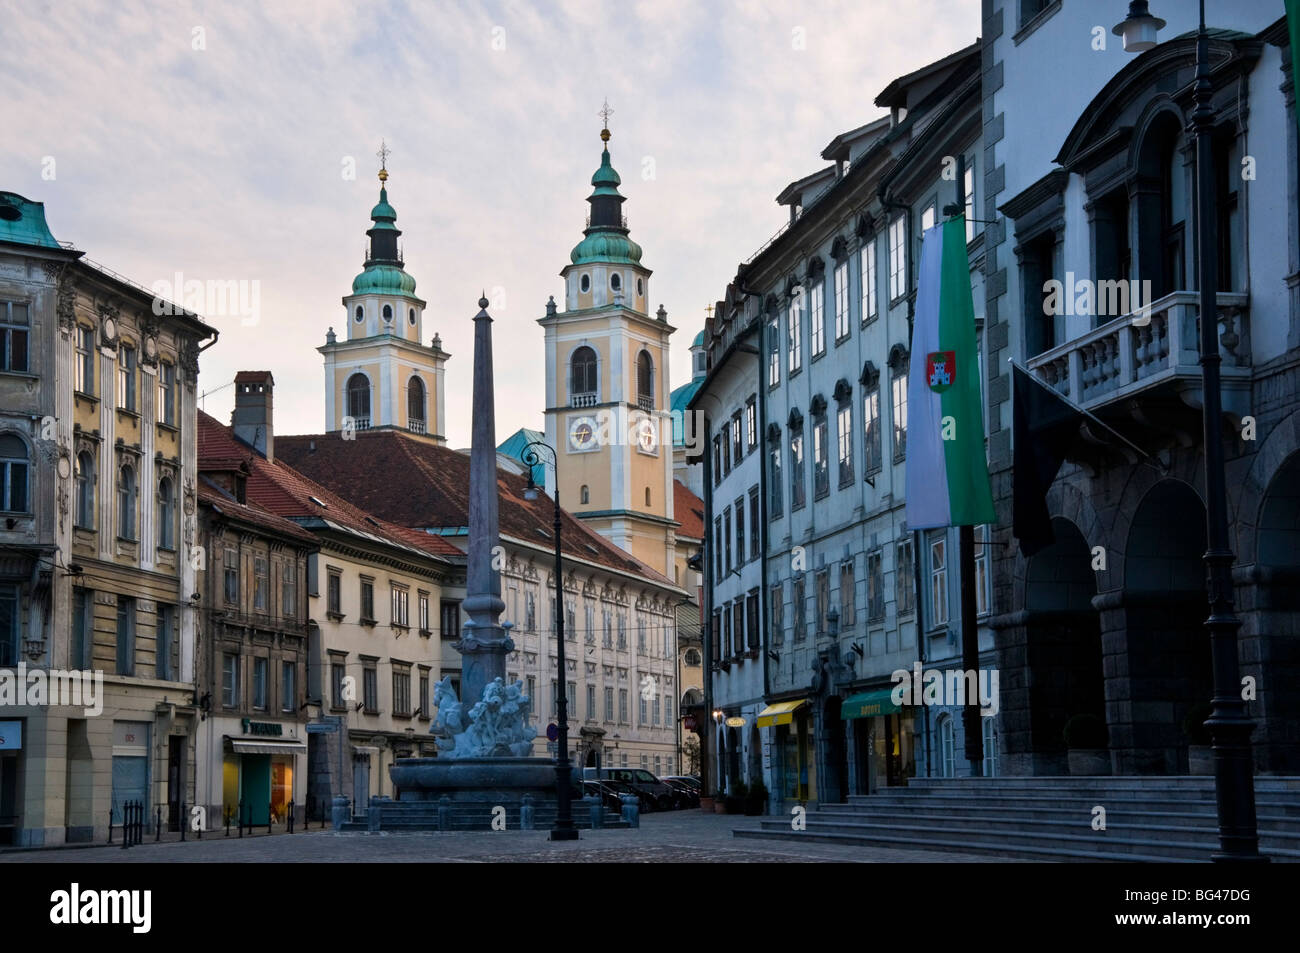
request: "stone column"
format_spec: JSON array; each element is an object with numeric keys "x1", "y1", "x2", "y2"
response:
[{"x1": 455, "y1": 297, "x2": 512, "y2": 708}]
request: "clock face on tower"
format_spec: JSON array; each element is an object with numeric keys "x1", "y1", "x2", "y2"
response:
[
  {"x1": 636, "y1": 418, "x2": 657, "y2": 453},
  {"x1": 568, "y1": 416, "x2": 597, "y2": 452}
]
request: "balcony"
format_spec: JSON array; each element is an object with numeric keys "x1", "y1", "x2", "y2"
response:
[
  {"x1": 408, "y1": 418, "x2": 426, "y2": 435},
  {"x1": 1026, "y1": 291, "x2": 1251, "y2": 425},
  {"x1": 570, "y1": 392, "x2": 598, "y2": 408},
  {"x1": 636, "y1": 395, "x2": 654, "y2": 412},
  {"x1": 351, "y1": 416, "x2": 371, "y2": 431}
]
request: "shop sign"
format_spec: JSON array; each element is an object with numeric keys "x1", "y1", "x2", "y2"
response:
[
  {"x1": 0, "y1": 721, "x2": 20, "y2": 750},
  {"x1": 725, "y1": 716, "x2": 746, "y2": 727},
  {"x1": 241, "y1": 719, "x2": 283, "y2": 737}
]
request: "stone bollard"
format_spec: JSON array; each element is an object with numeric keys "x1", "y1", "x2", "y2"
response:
[
  {"x1": 585, "y1": 795, "x2": 603, "y2": 830},
  {"x1": 620, "y1": 793, "x2": 640, "y2": 829},
  {"x1": 331, "y1": 795, "x2": 351, "y2": 831},
  {"x1": 437, "y1": 795, "x2": 452, "y2": 832},
  {"x1": 520, "y1": 794, "x2": 535, "y2": 830},
  {"x1": 367, "y1": 801, "x2": 381, "y2": 833}
]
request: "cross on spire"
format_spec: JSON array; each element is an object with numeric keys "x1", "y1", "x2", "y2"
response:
[
  {"x1": 705, "y1": 304, "x2": 714, "y2": 318},
  {"x1": 599, "y1": 99, "x2": 613, "y2": 144},
  {"x1": 376, "y1": 139, "x2": 391, "y2": 182}
]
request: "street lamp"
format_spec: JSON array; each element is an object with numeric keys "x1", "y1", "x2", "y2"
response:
[
  {"x1": 1115, "y1": 1, "x2": 1264, "y2": 862},
  {"x1": 521, "y1": 440, "x2": 579, "y2": 841}
]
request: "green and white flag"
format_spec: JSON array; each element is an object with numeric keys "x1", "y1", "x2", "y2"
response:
[{"x1": 905, "y1": 217, "x2": 995, "y2": 529}]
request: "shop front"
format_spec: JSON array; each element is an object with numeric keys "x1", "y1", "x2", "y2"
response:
[
  {"x1": 757, "y1": 700, "x2": 814, "y2": 807},
  {"x1": 0, "y1": 720, "x2": 20, "y2": 845},
  {"x1": 842, "y1": 688, "x2": 916, "y2": 794},
  {"x1": 222, "y1": 719, "x2": 306, "y2": 826}
]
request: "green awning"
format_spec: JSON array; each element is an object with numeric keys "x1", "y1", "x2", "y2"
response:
[{"x1": 842, "y1": 688, "x2": 901, "y2": 720}]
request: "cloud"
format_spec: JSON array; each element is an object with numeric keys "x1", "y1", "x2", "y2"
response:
[{"x1": 0, "y1": 0, "x2": 979, "y2": 443}]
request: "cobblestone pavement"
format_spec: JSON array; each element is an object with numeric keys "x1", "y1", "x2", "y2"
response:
[{"x1": 1, "y1": 810, "x2": 1028, "y2": 863}]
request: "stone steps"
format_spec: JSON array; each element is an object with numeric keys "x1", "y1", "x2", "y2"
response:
[{"x1": 736, "y1": 777, "x2": 1300, "y2": 862}]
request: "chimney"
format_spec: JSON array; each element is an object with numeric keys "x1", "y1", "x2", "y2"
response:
[{"x1": 232, "y1": 371, "x2": 275, "y2": 461}]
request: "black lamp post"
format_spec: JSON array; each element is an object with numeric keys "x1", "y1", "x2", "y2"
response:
[
  {"x1": 521, "y1": 440, "x2": 579, "y2": 841},
  {"x1": 1114, "y1": 0, "x2": 1265, "y2": 862}
]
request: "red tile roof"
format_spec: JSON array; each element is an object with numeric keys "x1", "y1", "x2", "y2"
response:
[
  {"x1": 275, "y1": 430, "x2": 676, "y2": 587},
  {"x1": 197, "y1": 481, "x2": 318, "y2": 545},
  {"x1": 197, "y1": 412, "x2": 462, "y2": 562},
  {"x1": 674, "y1": 480, "x2": 705, "y2": 541}
]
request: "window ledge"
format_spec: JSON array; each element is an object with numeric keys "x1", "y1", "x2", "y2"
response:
[
  {"x1": 74, "y1": 391, "x2": 99, "y2": 406},
  {"x1": 326, "y1": 611, "x2": 344, "y2": 621},
  {"x1": 0, "y1": 371, "x2": 38, "y2": 382},
  {"x1": 418, "y1": 628, "x2": 432, "y2": 638},
  {"x1": 359, "y1": 618, "x2": 378, "y2": 627},
  {"x1": 1013, "y1": 0, "x2": 1062, "y2": 46},
  {"x1": 156, "y1": 421, "x2": 180, "y2": 435},
  {"x1": 116, "y1": 408, "x2": 141, "y2": 421}
]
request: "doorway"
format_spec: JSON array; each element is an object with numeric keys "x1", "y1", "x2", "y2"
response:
[{"x1": 167, "y1": 736, "x2": 185, "y2": 832}]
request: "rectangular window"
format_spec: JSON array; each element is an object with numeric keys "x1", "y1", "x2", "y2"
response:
[
  {"x1": 734, "y1": 496, "x2": 745, "y2": 568},
  {"x1": 815, "y1": 570, "x2": 829, "y2": 633},
  {"x1": 808, "y1": 283, "x2": 825, "y2": 357},
  {"x1": 964, "y1": 160, "x2": 976, "y2": 243},
  {"x1": 604, "y1": 686, "x2": 614, "y2": 722},
  {"x1": 327, "y1": 570, "x2": 341, "y2": 616},
  {"x1": 837, "y1": 404, "x2": 853, "y2": 487},
  {"x1": 712, "y1": 436, "x2": 722, "y2": 487},
  {"x1": 418, "y1": 591, "x2": 430, "y2": 632},
  {"x1": 155, "y1": 604, "x2": 172, "y2": 680},
  {"x1": 331, "y1": 657, "x2": 346, "y2": 710},
  {"x1": 158, "y1": 362, "x2": 176, "y2": 426},
  {"x1": 71, "y1": 587, "x2": 92, "y2": 670},
  {"x1": 222, "y1": 652, "x2": 239, "y2": 707},
  {"x1": 812, "y1": 416, "x2": 829, "y2": 499},
  {"x1": 896, "y1": 537, "x2": 915, "y2": 616},
  {"x1": 731, "y1": 412, "x2": 744, "y2": 464},
  {"x1": 792, "y1": 577, "x2": 806, "y2": 642},
  {"x1": 653, "y1": 695, "x2": 661, "y2": 725},
  {"x1": 640, "y1": 693, "x2": 648, "y2": 725},
  {"x1": 0, "y1": 301, "x2": 30, "y2": 373},
  {"x1": 746, "y1": 590, "x2": 759, "y2": 650},
  {"x1": 253, "y1": 555, "x2": 268, "y2": 611},
  {"x1": 282, "y1": 661, "x2": 296, "y2": 712},
  {"x1": 75, "y1": 325, "x2": 94, "y2": 394},
  {"x1": 723, "y1": 603, "x2": 733, "y2": 657},
  {"x1": 745, "y1": 398, "x2": 757, "y2": 453},
  {"x1": 363, "y1": 663, "x2": 378, "y2": 713},
  {"x1": 863, "y1": 385, "x2": 882, "y2": 477},
  {"x1": 391, "y1": 584, "x2": 409, "y2": 627},
  {"x1": 771, "y1": 583, "x2": 784, "y2": 646},
  {"x1": 587, "y1": 683, "x2": 596, "y2": 720},
  {"x1": 891, "y1": 368, "x2": 908, "y2": 461},
  {"x1": 834, "y1": 262, "x2": 850, "y2": 341},
  {"x1": 637, "y1": 613, "x2": 646, "y2": 651},
  {"x1": 360, "y1": 578, "x2": 375, "y2": 622},
  {"x1": 419, "y1": 669, "x2": 430, "y2": 718},
  {"x1": 975, "y1": 524, "x2": 991, "y2": 616},
  {"x1": 748, "y1": 488, "x2": 760, "y2": 561},
  {"x1": 713, "y1": 517, "x2": 723, "y2": 579},
  {"x1": 118, "y1": 344, "x2": 136, "y2": 411},
  {"x1": 282, "y1": 562, "x2": 297, "y2": 617},
  {"x1": 789, "y1": 430, "x2": 805, "y2": 510},
  {"x1": 602, "y1": 609, "x2": 612, "y2": 648},
  {"x1": 930, "y1": 533, "x2": 949, "y2": 627},
  {"x1": 860, "y1": 239, "x2": 878, "y2": 322},
  {"x1": 888, "y1": 215, "x2": 906, "y2": 301},
  {"x1": 392, "y1": 665, "x2": 411, "y2": 716},
  {"x1": 768, "y1": 316, "x2": 781, "y2": 387},
  {"x1": 440, "y1": 600, "x2": 461, "y2": 639},
  {"x1": 619, "y1": 688, "x2": 628, "y2": 723},
  {"x1": 768, "y1": 438, "x2": 783, "y2": 519},
  {"x1": 115, "y1": 595, "x2": 135, "y2": 676},
  {"x1": 723, "y1": 507, "x2": 732, "y2": 573},
  {"x1": 867, "y1": 551, "x2": 885, "y2": 622},
  {"x1": 840, "y1": 562, "x2": 855, "y2": 629},
  {"x1": 253, "y1": 657, "x2": 268, "y2": 710},
  {"x1": 527, "y1": 676, "x2": 536, "y2": 710},
  {"x1": 722, "y1": 424, "x2": 731, "y2": 475},
  {"x1": 787, "y1": 298, "x2": 802, "y2": 373}
]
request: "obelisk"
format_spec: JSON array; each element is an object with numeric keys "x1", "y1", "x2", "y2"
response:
[{"x1": 455, "y1": 294, "x2": 511, "y2": 709}]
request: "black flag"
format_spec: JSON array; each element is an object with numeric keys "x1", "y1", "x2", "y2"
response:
[{"x1": 1012, "y1": 364, "x2": 1085, "y2": 557}]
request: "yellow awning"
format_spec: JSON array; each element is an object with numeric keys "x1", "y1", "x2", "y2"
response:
[{"x1": 755, "y1": 700, "x2": 807, "y2": 728}]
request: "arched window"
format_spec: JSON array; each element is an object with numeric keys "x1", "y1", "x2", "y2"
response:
[
  {"x1": 636, "y1": 351, "x2": 654, "y2": 410},
  {"x1": 0, "y1": 434, "x2": 29, "y2": 514},
  {"x1": 408, "y1": 307, "x2": 416, "y2": 326},
  {"x1": 570, "y1": 346, "x2": 598, "y2": 404},
  {"x1": 580, "y1": 485, "x2": 590, "y2": 504},
  {"x1": 684, "y1": 648, "x2": 701, "y2": 667},
  {"x1": 75, "y1": 450, "x2": 95, "y2": 528},
  {"x1": 382, "y1": 304, "x2": 393, "y2": 323},
  {"x1": 610, "y1": 272, "x2": 621, "y2": 292},
  {"x1": 938, "y1": 715, "x2": 955, "y2": 778},
  {"x1": 346, "y1": 373, "x2": 370, "y2": 425},
  {"x1": 354, "y1": 305, "x2": 364, "y2": 323},
  {"x1": 157, "y1": 476, "x2": 175, "y2": 549},
  {"x1": 580, "y1": 274, "x2": 590, "y2": 293},
  {"x1": 407, "y1": 376, "x2": 426, "y2": 434},
  {"x1": 118, "y1": 463, "x2": 137, "y2": 540}
]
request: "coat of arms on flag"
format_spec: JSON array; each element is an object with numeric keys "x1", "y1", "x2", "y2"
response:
[{"x1": 926, "y1": 351, "x2": 956, "y2": 393}]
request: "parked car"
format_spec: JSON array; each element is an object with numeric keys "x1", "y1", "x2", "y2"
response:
[
  {"x1": 663, "y1": 778, "x2": 699, "y2": 808},
  {"x1": 665, "y1": 775, "x2": 701, "y2": 792},
  {"x1": 581, "y1": 780, "x2": 624, "y2": 813},
  {"x1": 587, "y1": 767, "x2": 677, "y2": 811}
]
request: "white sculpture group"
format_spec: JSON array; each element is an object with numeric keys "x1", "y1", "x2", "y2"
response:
[{"x1": 430, "y1": 676, "x2": 538, "y2": 758}]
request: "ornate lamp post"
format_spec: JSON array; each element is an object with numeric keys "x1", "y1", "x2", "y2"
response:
[
  {"x1": 521, "y1": 440, "x2": 579, "y2": 841},
  {"x1": 1114, "y1": 0, "x2": 1265, "y2": 862}
]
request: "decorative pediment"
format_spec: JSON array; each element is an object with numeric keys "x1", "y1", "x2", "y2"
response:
[
  {"x1": 860, "y1": 361, "x2": 880, "y2": 388},
  {"x1": 766, "y1": 422, "x2": 782, "y2": 443},
  {"x1": 810, "y1": 393, "x2": 827, "y2": 416},
  {"x1": 787, "y1": 407, "x2": 803, "y2": 429},
  {"x1": 833, "y1": 378, "x2": 853, "y2": 404},
  {"x1": 830, "y1": 235, "x2": 849, "y2": 262},
  {"x1": 888, "y1": 343, "x2": 909, "y2": 371}
]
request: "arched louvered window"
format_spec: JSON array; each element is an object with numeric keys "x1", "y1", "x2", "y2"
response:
[
  {"x1": 570, "y1": 346, "x2": 598, "y2": 405},
  {"x1": 408, "y1": 376, "x2": 426, "y2": 434}
]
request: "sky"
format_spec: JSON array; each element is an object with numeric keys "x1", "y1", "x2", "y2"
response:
[{"x1": 1, "y1": 0, "x2": 981, "y2": 446}]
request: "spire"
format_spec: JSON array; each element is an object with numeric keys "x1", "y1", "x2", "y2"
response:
[
  {"x1": 570, "y1": 101, "x2": 643, "y2": 266},
  {"x1": 365, "y1": 140, "x2": 402, "y2": 266}
]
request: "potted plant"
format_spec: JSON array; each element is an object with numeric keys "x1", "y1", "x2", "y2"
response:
[
  {"x1": 1063, "y1": 713, "x2": 1110, "y2": 776},
  {"x1": 744, "y1": 778, "x2": 769, "y2": 816},
  {"x1": 724, "y1": 780, "x2": 748, "y2": 815},
  {"x1": 1183, "y1": 702, "x2": 1214, "y2": 775}
]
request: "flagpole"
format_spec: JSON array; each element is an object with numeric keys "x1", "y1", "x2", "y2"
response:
[{"x1": 1006, "y1": 356, "x2": 1156, "y2": 464}]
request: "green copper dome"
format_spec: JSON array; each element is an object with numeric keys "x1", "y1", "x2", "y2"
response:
[
  {"x1": 570, "y1": 231, "x2": 643, "y2": 266},
  {"x1": 692, "y1": 330, "x2": 705, "y2": 348},
  {"x1": 570, "y1": 135, "x2": 645, "y2": 267},
  {"x1": 369, "y1": 189, "x2": 399, "y2": 230},
  {"x1": 590, "y1": 149, "x2": 622, "y2": 193},
  {"x1": 352, "y1": 264, "x2": 418, "y2": 296}
]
